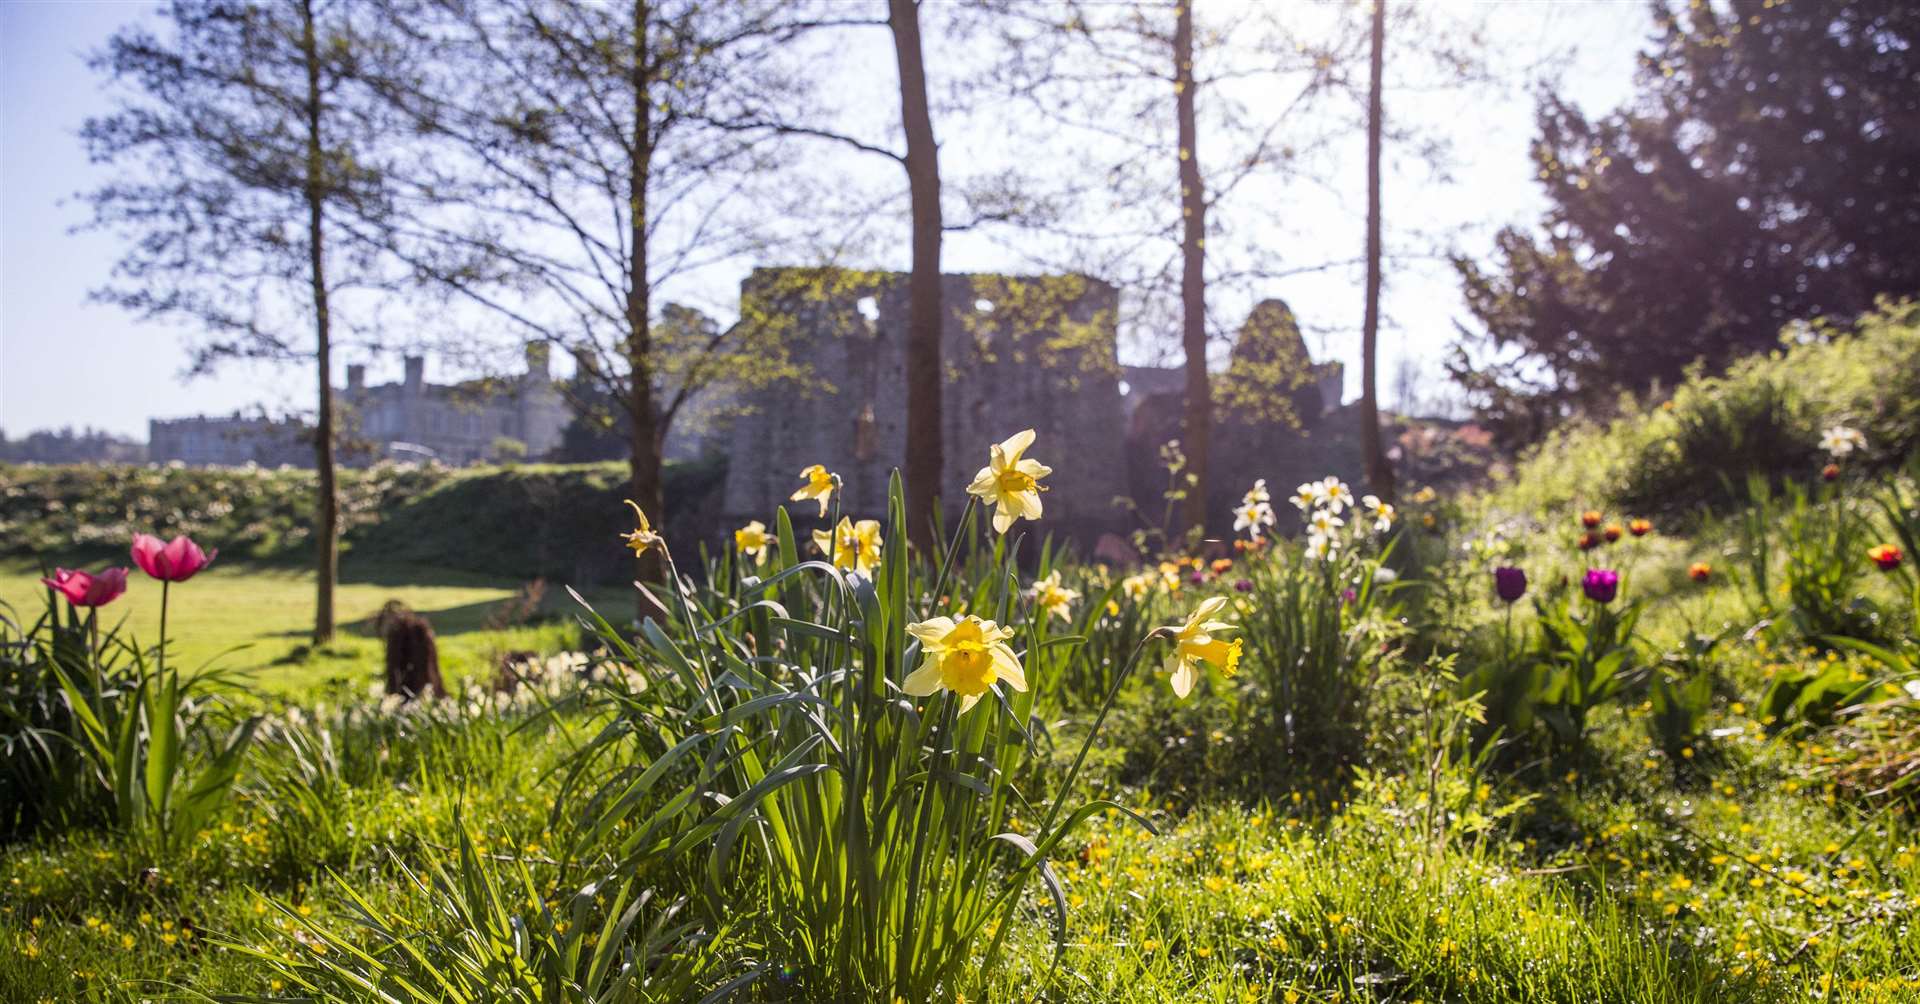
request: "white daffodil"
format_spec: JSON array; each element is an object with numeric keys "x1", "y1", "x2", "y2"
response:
[
  {"x1": 1233, "y1": 499, "x2": 1276, "y2": 540},
  {"x1": 1319, "y1": 477, "x2": 1354, "y2": 514},
  {"x1": 1819, "y1": 425, "x2": 1866, "y2": 458},
  {"x1": 1362, "y1": 494, "x2": 1396, "y2": 533}
]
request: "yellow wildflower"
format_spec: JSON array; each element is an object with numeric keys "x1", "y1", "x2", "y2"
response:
[
  {"x1": 790, "y1": 464, "x2": 836, "y2": 517},
  {"x1": 966, "y1": 429, "x2": 1052, "y2": 534},
  {"x1": 620, "y1": 499, "x2": 662, "y2": 556},
  {"x1": 813, "y1": 517, "x2": 882, "y2": 580},
  {"x1": 1162, "y1": 595, "x2": 1242, "y2": 698},
  {"x1": 903, "y1": 615, "x2": 1027, "y2": 713},
  {"x1": 734, "y1": 520, "x2": 771, "y2": 567}
]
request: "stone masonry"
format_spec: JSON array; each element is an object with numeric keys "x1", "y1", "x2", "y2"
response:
[{"x1": 721, "y1": 268, "x2": 1128, "y2": 540}]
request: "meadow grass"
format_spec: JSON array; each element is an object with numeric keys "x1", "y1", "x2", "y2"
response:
[
  {"x1": 5, "y1": 454, "x2": 1920, "y2": 1001},
  {"x1": 0, "y1": 558, "x2": 624, "y2": 696}
]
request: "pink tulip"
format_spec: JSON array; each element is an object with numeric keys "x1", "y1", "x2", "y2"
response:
[
  {"x1": 42, "y1": 567, "x2": 130, "y2": 608},
  {"x1": 130, "y1": 533, "x2": 217, "y2": 583}
]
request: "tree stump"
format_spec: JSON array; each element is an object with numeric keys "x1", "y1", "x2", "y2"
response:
[{"x1": 376, "y1": 601, "x2": 444, "y2": 701}]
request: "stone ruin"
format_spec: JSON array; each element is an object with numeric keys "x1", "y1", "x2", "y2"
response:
[
  {"x1": 720, "y1": 267, "x2": 1348, "y2": 547},
  {"x1": 722, "y1": 268, "x2": 1130, "y2": 538}
]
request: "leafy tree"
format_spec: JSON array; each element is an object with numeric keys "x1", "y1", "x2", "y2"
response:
[
  {"x1": 82, "y1": 0, "x2": 404, "y2": 641},
  {"x1": 1453, "y1": 0, "x2": 1920, "y2": 442}
]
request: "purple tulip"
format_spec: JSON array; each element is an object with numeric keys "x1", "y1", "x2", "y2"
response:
[
  {"x1": 1494, "y1": 566, "x2": 1527, "y2": 604},
  {"x1": 1581, "y1": 568, "x2": 1619, "y2": 604},
  {"x1": 1234, "y1": 578, "x2": 1254, "y2": 593}
]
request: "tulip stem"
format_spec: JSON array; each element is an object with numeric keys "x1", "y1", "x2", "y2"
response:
[{"x1": 157, "y1": 580, "x2": 169, "y2": 678}]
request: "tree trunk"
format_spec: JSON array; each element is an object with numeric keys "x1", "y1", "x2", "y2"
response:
[
  {"x1": 889, "y1": 0, "x2": 943, "y2": 557},
  {"x1": 301, "y1": 0, "x2": 337, "y2": 644},
  {"x1": 1360, "y1": 0, "x2": 1396, "y2": 502},
  {"x1": 628, "y1": 0, "x2": 666, "y2": 610},
  {"x1": 1174, "y1": 0, "x2": 1211, "y2": 535}
]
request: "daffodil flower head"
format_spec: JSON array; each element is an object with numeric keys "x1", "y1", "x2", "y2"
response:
[
  {"x1": 1161, "y1": 595, "x2": 1242, "y2": 699},
  {"x1": 790, "y1": 464, "x2": 837, "y2": 517},
  {"x1": 1233, "y1": 499, "x2": 1276, "y2": 540},
  {"x1": 1362, "y1": 495, "x2": 1395, "y2": 532},
  {"x1": 1291, "y1": 481, "x2": 1323, "y2": 513},
  {"x1": 813, "y1": 516, "x2": 882, "y2": 579},
  {"x1": 1819, "y1": 425, "x2": 1866, "y2": 458},
  {"x1": 1121, "y1": 572, "x2": 1152, "y2": 600},
  {"x1": 1308, "y1": 508, "x2": 1344, "y2": 536},
  {"x1": 734, "y1": 520, "x2": 771, "y2": 566},
  {"x1": 903, "y1": 614, "x2": 1027, "y2": 713},
  {"x1": 966, "y1": 429, "x2": 1052, "y2": 534},
  {"x1": 621, "y1": 499, "x2": 663, "y2": 556},
  {"x1": 1029, "y1": 569, "x2": 1080, "y2": 623},
  {"x1": 1304, "y1": 533, "x2": 1336, "y2": 561},
  {"x1": 1243, "y1": 478, "x2": 1271, "y2": 507},
  {"x1": 1319, "y1": 477, "x2": 1355, "y2": 514}
]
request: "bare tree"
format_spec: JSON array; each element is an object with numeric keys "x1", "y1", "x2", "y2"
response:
[
  {"x1": 1360, "y1": 0, "x2": 1395, "y2": 502},
  {"x1": 361, "y1": 0, "x2": 845, "y2": 599},
  {"x1": 82, "y1": 0, "x2": 405, "y2": 641},
  {"x1": 889, "y1": 0, "x2": 945, "y2": 555},
  {"x1": 979, "y1": 0, "x2": 1365, "y2": 536}
]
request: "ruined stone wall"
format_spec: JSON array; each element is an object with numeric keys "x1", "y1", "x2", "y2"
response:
[{"x1": 721, "y1": 268, "x2": 1127, "y2": 542}]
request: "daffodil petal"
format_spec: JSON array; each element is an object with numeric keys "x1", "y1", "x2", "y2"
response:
[
  {"x1": 903, "y1": 660, "x2": 945, "y2": 697},
  {"x1": 992, "y1": 645, "x2": 1027, "y2": 691}
]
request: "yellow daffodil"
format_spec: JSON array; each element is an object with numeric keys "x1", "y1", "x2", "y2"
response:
[
  {"x1": 790, "y1": 464, "x2": 837, "y2": 516},
  {"x1": 966, "y1": 429, "x2": 1052, "y2": 534},
  {"x1": 813, "y1": 516, "x2": 882, "y2": 579},
  {"x1": 1030, "y1": 569, "x2": 1080, "y2": 623},
  {"x1": 903, "y1": 614, "x2": 1027, "y2": 713},
  {"x1": 734, "y1": 520, "x2": 771, "y2": 567},
  {"x1": 621, "y1": 499, "x2": 662, "y2": 556},
  {"x1": 1162, "y1": 595, "x2": 1242, "y2": 698}
]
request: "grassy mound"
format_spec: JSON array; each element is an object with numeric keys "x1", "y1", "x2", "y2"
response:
[
  {"x1": 0, "y1": 456, "x2": 726, "y2": 582},
  {"x1": 1484, "y1": 299, "x2": 1920, "y2": 523}
]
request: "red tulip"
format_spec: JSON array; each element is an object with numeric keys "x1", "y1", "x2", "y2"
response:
[
  {"x1": 42, "y1": 567, "x2": 130, "y2": 608},
  {"x1": 130, "y1": 534, "x2": 217, "y2": 583}
]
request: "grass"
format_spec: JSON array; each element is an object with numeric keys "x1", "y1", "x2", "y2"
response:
[
  {"x1": 5, "y1": 439, "x2": 1920, "y2": 1000},
  {"x1": 0, "y1": 557, "x2": 625, "y2": 696}
]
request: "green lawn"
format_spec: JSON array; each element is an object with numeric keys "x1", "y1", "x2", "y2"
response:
[{"x1": 0, "y1": 558, "x2": 629, "y2": 697}]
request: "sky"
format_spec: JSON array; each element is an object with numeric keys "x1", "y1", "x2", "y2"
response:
[{"x1": 0, "y1": 0, "x2": 1653, "y2": 441}]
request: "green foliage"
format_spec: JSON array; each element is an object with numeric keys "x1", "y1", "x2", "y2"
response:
[
  {"x1": 1234, "y1": 538, "x2": 1402, "y2": 768},
  {"x1": 235, "y1": 826, "x2": 738, "y2": 1004},
  {"x1": 563, "y1": 479, "x2": 1162, "y2": 1001},
  {"x1": 1530, "y1": 591, "x2": 1644, "y2": 752},
  {"x1": 1, "y1": 589, "x2": 257, "y2": 846},
  {"x1": 1483, "y1": 300, "x2": 1920, "y2": 524},
  {"x1": 1645, "y1": 668, "x2": 1712, "y2": 761}
]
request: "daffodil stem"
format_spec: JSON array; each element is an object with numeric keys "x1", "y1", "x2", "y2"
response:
[{"x1": 928, "y1": 497, "x2": 977, "y2": 615}]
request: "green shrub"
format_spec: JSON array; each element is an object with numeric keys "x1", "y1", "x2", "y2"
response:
[{"x1": 1483, "y1": 298, "x2": 1920, "y2": 525}]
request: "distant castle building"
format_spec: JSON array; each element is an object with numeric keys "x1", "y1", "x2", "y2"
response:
[
  {"x1": 144, "y1": 345, "x2": 567, "y2": 468},
  {"x1": 148, "y1": 414, "x2": 310, "y2": 467},
  {"x1": 342, "y1": 345, "x2": 567, "y2": 465},
  {"x1": 720, "y1": 270, "x2": 1347, "y2": 541},
  {"x1": 721, "y1": 268, "x2": 1128, "y2": 536}
]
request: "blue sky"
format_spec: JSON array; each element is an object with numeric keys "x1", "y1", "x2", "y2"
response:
[{"x1": 0, "y1": 0, "x2": 1650, "y2": 441}]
